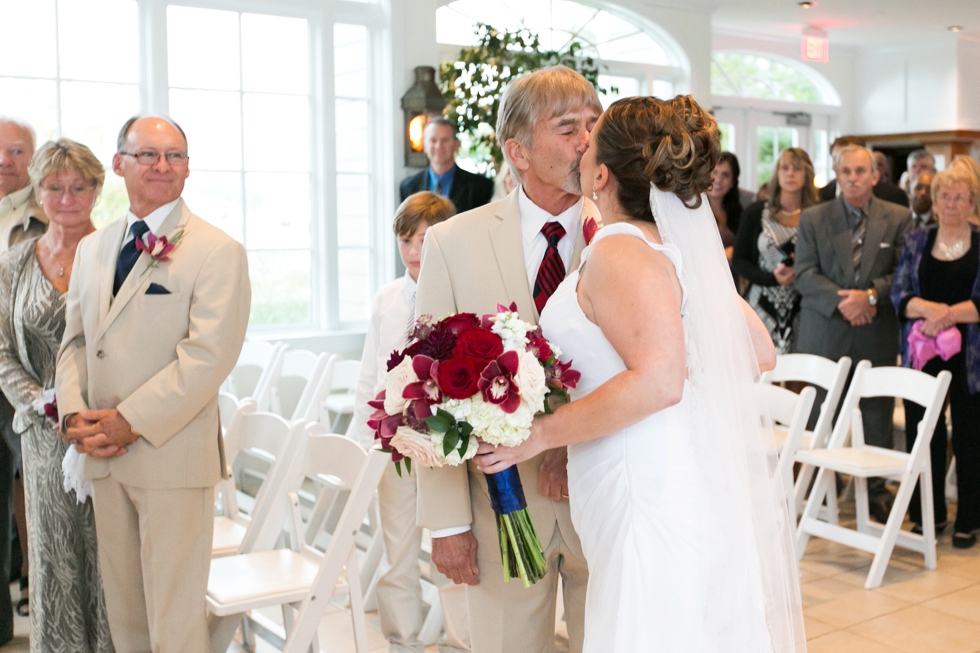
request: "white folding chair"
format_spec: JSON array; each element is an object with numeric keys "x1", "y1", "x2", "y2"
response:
[
  {"x1": 795, "y1": 361, "x2": 952, "y2": 589},
  {"x1": 207, "y1": 426, "x2": 388, "y2": 653},
  {"x1": 761, "y1": 353, "x2": 852, "y2": 518},
  {"x1": 218, "y1": 391, "x2": 240, "y2": 435},
  {"x1": 268, "y1": 349, "x2": 331, "y2": 421},
  {"x1": 291, "y1": 354, "x2": 340, "y2": 423},
  {"x1": 213, "y1": 403, "x2": 294, "y2": 558},
  {"x1": 223, "y1": 341, "x2": 286, "y2": 410},
  {"x1": 756, "y1": 383, "x2": 817, "y2": 525},
  {"x1": 325, "y1": 360, "x2": 361, "y2": 431}
]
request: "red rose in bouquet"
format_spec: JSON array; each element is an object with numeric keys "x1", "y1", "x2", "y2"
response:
[
  {"x1": 453, "y1": 328, "x2": 504, "y2": 364},
  {"x1": 437, "y1": 356, "x2": 484, "y2": 400}
]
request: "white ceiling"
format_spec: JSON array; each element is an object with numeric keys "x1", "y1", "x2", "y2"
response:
[{"x1": 640, "y1": 0, "x2": 980, "y2": 47}]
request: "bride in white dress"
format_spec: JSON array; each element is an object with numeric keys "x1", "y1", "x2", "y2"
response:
[{"x1": 476, "y1": 96, "x2": 806, "y2": 652}]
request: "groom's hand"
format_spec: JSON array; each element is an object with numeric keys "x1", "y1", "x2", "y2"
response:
[
  {"x1": 431, "y1": 532, "x2": 480, "y2": 586},
  {"x1": 538, "y1": 447, "x2": 569, "y2": 502}
]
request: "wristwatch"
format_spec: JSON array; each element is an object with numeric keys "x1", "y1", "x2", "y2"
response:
[{"x1": 867, "y1": 288, "x2": 878, "y2": 307}]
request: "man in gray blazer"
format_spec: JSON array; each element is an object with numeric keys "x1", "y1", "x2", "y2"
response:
[{"x1": 796, "y1": 144, "x2": 912, "y2": 521}]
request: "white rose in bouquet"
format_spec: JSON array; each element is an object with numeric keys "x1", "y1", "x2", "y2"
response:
[
  {"x1": 515, "y1": 349, "x2": 547, "y2": 413},
  {"x1": 390, "y1": 426, "x2": 443, "y2": 468},
  {"x1": 384, "y1": 357, "x2": 417, "y2": 415}
]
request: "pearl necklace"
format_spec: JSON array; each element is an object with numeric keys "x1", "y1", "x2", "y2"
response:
[{"x1": 938, "y1": 239, "x2": 966, "y2": 260}]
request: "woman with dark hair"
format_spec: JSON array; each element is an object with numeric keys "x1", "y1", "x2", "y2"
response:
[
  {"x1": 733, "y1": 147, "x2": 820, "y2": 353},
  {"x1": 707, "y1": 151, "x2": 742, "y2": 260},
  {"x1": 476, "y1": 95, "x2": 805, "y2": 651}
]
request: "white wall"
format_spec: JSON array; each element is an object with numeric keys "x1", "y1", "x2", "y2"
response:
[
  {"x1": 854, "y1": 36, "x2": 959, "y2": 134},
  {"x1": 957, "y1": 34, "x2": 980, "y2": 130}
]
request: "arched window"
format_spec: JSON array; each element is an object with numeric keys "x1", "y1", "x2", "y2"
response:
[
  {"x1": 437, "y1": 0, "x2": 688, "y2": 107},
  {"x1": 711, "y1": 52, "x2": 840, "y2": 106}
]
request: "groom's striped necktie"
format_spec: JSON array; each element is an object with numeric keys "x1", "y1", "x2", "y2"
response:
[{"x1": 533, "y1": 221, "x2": 566, "y2": 313}]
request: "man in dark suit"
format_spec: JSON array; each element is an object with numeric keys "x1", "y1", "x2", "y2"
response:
[
  {"x1": 796, "y1": 145, "x2": 913, "y2": 522},
  {"x1": 819, "y1": 138, "x2": 909, "y2": 207},
  {"x1": 399, "y1": 117, "x2": 494, "y2": 214}
]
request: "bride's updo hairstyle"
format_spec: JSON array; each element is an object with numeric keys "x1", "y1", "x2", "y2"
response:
[{"x1": 593, "y1": 95, "x2": 720, "y2": 222}]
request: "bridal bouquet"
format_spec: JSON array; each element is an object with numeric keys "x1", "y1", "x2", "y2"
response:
[{"x1": 367, "y1": 303, "x2": 580, "y2": 587}]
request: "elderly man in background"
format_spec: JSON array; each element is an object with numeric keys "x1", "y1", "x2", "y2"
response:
[
  {"x1": 414, "y1": 66, "x2": 596, "y2": 653},
  {"x1": 796, "y1": 144, "x2": 913, "y2": 523},
  {"x1": 399, "y1": 117, "x2": 494, "y2": 214},
  {"x1": 901, "y1": 149, "x2": 938, "y2": 197},
  {"x1": 819, "y1": 137, "x2": 909, "y2": 207},
  {"x1": 911, "y1": 172, "x2": 935, "y2": 229},
  {"x1": 56, "y1": 116, "x2": 251, "y2": 652},
  {"x1": 0, "y1": 118, "x2": 47, "y2": 639}
]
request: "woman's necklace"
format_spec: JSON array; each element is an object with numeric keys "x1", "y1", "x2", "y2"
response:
[{"x1": 938, "y1": 238, "x2": 967, "y2": 260}]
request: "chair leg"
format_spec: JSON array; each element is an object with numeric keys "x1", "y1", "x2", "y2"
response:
[
  {"x1": 208, "y1": 613, "x2": 242, "y2": 653},
  {"x1": 793, "y1": 462, "x2": 815, "y2": 514},
  {"x1": 797, "y1": 467, "x2": 831, "y2": 557},
  {"x1": 867, "y1": 471, "x2": 920, "y2": 589},
  {"x1": 920, "y1": 467, "x2": 937, "y2": 570},
  {"x1": 347, "y1": 549, "x2": 370, "y2": 653},
  {"x1": 824, "y1": 474, "x2": 839, "y2": 526},
  {"x1": 855, "y1": 476, "x2": 870, "y2": 533}
]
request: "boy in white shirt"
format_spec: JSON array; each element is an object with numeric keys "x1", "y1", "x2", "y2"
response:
[{"x1": 347, "y1": 192, "x2": 469, "y2": 653}]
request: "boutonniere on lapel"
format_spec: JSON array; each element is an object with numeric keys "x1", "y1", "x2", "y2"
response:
[
  {"x1": 136, "y1": 229, "x2": 186, "y2": 273},
  {"x1": 583, "y1": 216, "x2": 600, "y2": 246}
]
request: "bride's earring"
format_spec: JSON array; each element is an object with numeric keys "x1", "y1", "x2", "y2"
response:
[{"x1": 592, "y1": 191, "x2": 598, "y2": 201}]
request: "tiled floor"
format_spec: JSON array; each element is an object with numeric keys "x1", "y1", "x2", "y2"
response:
[{"x1": 4, "y1": 507, "x2": 979, "y2": 652}]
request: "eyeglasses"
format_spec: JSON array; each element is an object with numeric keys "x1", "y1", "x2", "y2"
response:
[
  {"x1": 119, "y1": 150, "x2": 188, "y2": 166},
  {"x1": 935, "y1": 193, "x2": 971, "y2": 206},
  {"x1": 40, "y1": 182, "x2": 97, "y2": 198}
]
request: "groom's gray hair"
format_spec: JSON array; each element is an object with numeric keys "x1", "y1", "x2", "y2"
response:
[{"x1": 496, "y1": 66, "x2": 602, "y2": 182}]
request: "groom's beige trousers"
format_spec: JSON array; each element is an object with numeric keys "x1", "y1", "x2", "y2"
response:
[
  {"x1": 465, "y1": 503, "x2": 588, "y2": 653},
  {"x1": 92, "y1": 476, "x2": 213, "y2": 653}
]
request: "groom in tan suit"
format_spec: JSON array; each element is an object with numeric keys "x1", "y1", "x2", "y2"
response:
[
  {"x1": 415, "y1": 66, "x2": 600, "y2": 653},
  {"x1": 56, "y1": 116, "x2": 250, "y2": 652}
]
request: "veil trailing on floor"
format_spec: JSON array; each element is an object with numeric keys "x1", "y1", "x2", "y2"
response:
[{"x1": 651, "y1": 183, "x2": 807, "y2": 652}]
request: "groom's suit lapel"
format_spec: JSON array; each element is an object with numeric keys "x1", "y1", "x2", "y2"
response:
[
  {"x1": 97, "y1": 199, "x2": 188, "y2": 342},
  {"x1": 488, "y1": 191, "x2": 538, "y2": 322}
]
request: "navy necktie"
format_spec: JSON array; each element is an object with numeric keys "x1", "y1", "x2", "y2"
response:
[{"x1": 114, "y1": 220, "x2": 150, "y2": 296}]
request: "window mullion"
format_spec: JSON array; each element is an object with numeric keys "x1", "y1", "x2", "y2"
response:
[{"x1": 140, "y1": 0, "x2": 170, "y2": 114}]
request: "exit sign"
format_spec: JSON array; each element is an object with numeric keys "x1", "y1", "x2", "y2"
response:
[{"x1": 802, "y1": 29, "x2": 829, "y2": 62}]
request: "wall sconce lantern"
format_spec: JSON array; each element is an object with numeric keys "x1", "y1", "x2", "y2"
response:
[{"x1": 400, "y1": 66, "x2": 447, "y2": 168}]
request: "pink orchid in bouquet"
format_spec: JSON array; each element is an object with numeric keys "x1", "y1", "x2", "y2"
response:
[
  {"x1": 367, "y1": 302, "x2": 580, "y2": 587},
  {"x1": 136, "y1": 229, "x2": 185, "y2": 272}
]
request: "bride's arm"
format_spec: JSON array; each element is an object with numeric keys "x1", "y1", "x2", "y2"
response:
[
  {"x1": 476, "y1": 234, "x2": 686, "y2": 473},
  {"x1": 739, "y1": 296, "x2": 777, "y2": 372}
]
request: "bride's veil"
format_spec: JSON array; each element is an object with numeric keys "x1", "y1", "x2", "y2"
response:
[{"x1": 652, "y1": 184, "x2": 807, "y2": 652}]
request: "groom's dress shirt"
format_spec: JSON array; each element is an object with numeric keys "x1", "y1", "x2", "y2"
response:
[
  {"x1": 120, "y1": 198, "x2": 178, "y2": 247},
  {"x1": 519, "y1": 186, "x2": 582, "y2": 288},
  {"x1": 430, "y1": 187, "x2": 583, "y2": 540}
]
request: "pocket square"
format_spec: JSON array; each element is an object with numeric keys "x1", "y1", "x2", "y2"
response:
[
  {"x1": 879, "y1": 243, "x2": 892, "y2": 249},
  {"x1": 145, "y1": 283, "x2": 172, "y2": 295}
]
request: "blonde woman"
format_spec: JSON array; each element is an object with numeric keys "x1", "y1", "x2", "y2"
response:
[
  {"x1": 951, "y1": 155, "x2": 980, "y2": 224},
  {"x1": 0, "y1": 139, "x2": 112, "y2": 651},
  {"x1": 733, "y1": 148, "x2": 820, "y2": 353},
  {"x1": 892, "y1": 165, "x2": 980, "y2": 549}
]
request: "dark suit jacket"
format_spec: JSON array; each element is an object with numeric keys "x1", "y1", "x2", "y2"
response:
[
  {"x1": 818, "y1": 179, "x2": 909, "y2": 207},
  {"x1": 794, "y1": 196, "x2": 912, "y2": 364},
  {"x1": 399, "y1": 164, "x2": 494, "y2": 215}
]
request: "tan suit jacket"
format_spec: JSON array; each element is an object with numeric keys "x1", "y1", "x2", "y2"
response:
[
  {"x1": 415, "y1": 189, "x2": 598, "y2": 562},
  {"x1": 56, "y1": 199, "x2": 251, "y2": 489}
]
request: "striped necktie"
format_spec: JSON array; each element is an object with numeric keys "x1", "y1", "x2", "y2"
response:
[
  {"x1": 851, "y1": 209, "x2": 867, "y2": 284},
  {"x1": 533, "y1": 221, "x2": 566, "y2": 313}
]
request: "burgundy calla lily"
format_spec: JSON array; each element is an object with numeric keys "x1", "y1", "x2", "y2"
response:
[{"x1": 478, "y1": 350, "x2": 522, "y2": 413}]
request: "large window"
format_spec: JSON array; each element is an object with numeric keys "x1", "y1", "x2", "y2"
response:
[
  {"x1": 0, "y1": 0, "x2": 389, "y2": 332},
  {"x1": 711, "y1": 52, "x2": 840, "y2": 106},
  {"x1": 0, "y1": 0, "x2": 140, "y2": 227}
]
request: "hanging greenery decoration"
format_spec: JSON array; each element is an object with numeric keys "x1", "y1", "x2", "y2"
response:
[{"x1": 438, "y1": 24, "x2": 610, "y2": 173}]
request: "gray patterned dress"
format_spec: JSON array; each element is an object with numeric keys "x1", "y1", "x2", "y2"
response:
[{"x1": 0, "y1": 238, "x2": 113, "y2": 652}]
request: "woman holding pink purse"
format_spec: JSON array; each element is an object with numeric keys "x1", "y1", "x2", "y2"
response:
[{"x1": 891, "y1": 165, "x2": 980, "y2": 549}]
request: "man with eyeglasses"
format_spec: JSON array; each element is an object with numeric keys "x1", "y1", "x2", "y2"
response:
[
  {"x1": 56, "y1": 115, "x2": 251, "y2": 653},
  {"x1": 0, "y1": 117, "x2": 48, "y2": 643}
]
